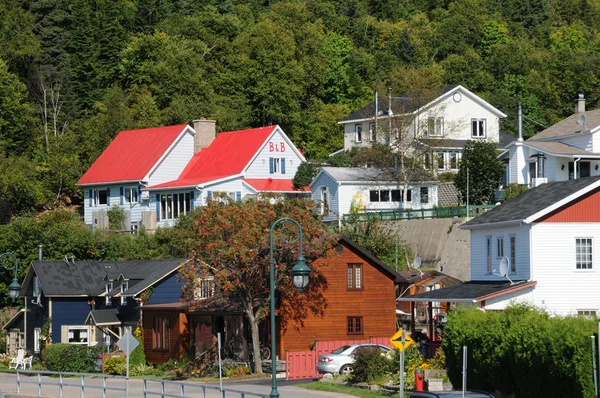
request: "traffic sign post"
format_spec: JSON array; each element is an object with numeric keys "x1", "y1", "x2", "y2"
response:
[{"x1": 117, "y1": 331, "x2": 139, "y2": 398}]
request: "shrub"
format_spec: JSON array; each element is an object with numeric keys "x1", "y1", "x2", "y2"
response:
[
  {"x1": 44, "y1": 344, "x2": 106, "y2": 373},
  {"x1": 129, "y1": 336, "x2": 146, "y2": 367},
  {"x1": 426, "y1": 347, "x2": 446, "y2": 369},
  {"x1": 104, "y1": 356, "x2": 126, "y2": 375},
  {"x1": 351, "y1": 347, "x2": 392, "y2": 384}
]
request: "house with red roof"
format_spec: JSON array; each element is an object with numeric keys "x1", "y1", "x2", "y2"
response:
[{"x1": 77, "y1": 120, "x2": 306, "y2": 230}]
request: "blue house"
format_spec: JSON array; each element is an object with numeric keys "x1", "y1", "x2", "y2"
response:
[{"x1": 10, "y1": 258, "x2": 184, "y2": 356}]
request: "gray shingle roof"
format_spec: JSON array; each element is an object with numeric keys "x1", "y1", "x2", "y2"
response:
[
  {"x1": 462, "y1": 176, "x2": 600, "y2": 227},
  {"x1": 527, "y1": 109, "x2": 600, "y2": 141},
  {"x1": 396, "y1": 280, "x2": 535, "y2": 302},
  {"x1": 438, "y1": 183, "x2": 459, "y2": 207},
  {"x1": 86, "y1": 309, "x2": 121, "y2": 325},
  {"x1": 319, "y1": 167, "x2": 435, "y2": 183},
  {"x1": 524, "y1": 141, "x2": 600, "y2": 157}
]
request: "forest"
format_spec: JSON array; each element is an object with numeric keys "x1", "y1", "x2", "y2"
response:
[{"x1": 1, "y1": 0, "x2": 600, "y2": 221}]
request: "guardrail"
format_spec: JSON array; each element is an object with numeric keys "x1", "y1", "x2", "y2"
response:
[
  {"x1": 143, "y1": 379, "x2": 269, "y2": 398},
  {"x1": 342, "y1": 205, "x2": 496, "y2": 222},
  {"x1": 16, "y1": 369, "x2": 128, "y2": 397}
]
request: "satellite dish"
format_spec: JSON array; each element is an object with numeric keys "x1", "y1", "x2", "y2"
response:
[
  {"x1": 499, "y1": 257, "x2": 509, "y2": 277},
  {"x1": 413, "y1": 257, "x2": 422, "y2": 270},
  {"x1": 576, "y1": 114, "x2": 587, "y2": 129}
]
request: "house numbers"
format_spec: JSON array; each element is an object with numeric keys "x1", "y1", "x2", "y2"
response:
[{"x1": 269, "y1": 142, "x2": 286, "y2": 152}]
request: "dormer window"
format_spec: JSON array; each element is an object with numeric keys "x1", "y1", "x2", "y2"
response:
[
  {"x1": 120, "y1": 282, "x2": 127, "y2": 305},
  {"x1": 106, "y1": 282, "x2": 113, "y2": 305},
  {"x1": 194, "y1": 278, "x2": 215, "y2": 300}
]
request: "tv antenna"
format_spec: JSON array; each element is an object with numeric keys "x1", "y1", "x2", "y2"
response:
[{"x1": 493, "y1": 256, "x2": 514, "y2": 285}]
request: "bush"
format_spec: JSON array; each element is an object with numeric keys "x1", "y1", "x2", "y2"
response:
[
  {"x1": 104, "y1": 356, "x2": 126, "y2": 375},
  {"x1": 129, "y1": 336, "x2": 146, "y2": 367},
  {"x1": 44, "y1": 344, "x2": 106, "y2": 373},
  {"x1": 351, "y1": 347, "x2": 392, "y2": 384}
]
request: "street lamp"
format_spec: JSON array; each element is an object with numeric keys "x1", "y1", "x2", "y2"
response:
[
  {"x1": 0, "y1": 252, "x2": 21, "y2": 301},
  {"x1": 269, "y1": 217, "x2": 311, "y2": 398}
]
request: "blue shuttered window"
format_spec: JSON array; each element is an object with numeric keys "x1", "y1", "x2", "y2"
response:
[
  {"x1": 156, "y1": 194, "x2": 160, "y2": 221},
  {"x1": 120, "y1": 187, "x2": 124, "y2": 205},
  {"x1": 269, "y1": 158, "x2": 274, "y2": 174},
  {"x1": 138, "y1": 186, "x2": 142, "y2": 203},
  {"x1": 236, "y1": 192, "x2": 241, "y2": 202},
  {"x1": 281, "y1": 159, "x2": 286, "y2": 174}
]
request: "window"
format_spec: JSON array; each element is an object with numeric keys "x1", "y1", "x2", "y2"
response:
[
  {"x1": 272, "y1": 158, "x2": 281, "y2": 173},
  {"x1": 194, "y1": 278, "x2": 215, "y2": 300},
  {"x1": 160, "y1": 193, "x2": 192, "y2": 220},
  {"x1": 124, "y1": 187, "x2": 138, "y2": 203},
  {"x1": 569, "y1": 161, "x2": 591, "y2": 180},
  {"x1": 347, "y1": 317, "x2": 363, "y2": 335},
  {"x1": 355, "y1": 124, "x2": 362, "y2": 142},
  {"x1": 450, "y1": 152, "x2": 458, "y2": 169},
  {"x1": 370, "y1": 189, "x2": 410, "y2": 202},
  {"x1": 33, "y1": 276, "x2": 40, "y2": 297},
  {"x1": 93, "y1": 189, "x2": 108, "y2": 206},
  {"x1": 320, "y1": 187, "x2": 329, "y2": 215},
  {"x1": 369, "y1": 190, "x2": 380, "y2": 202},
  {"x1": 68, "y1": 327, "x2": 89, "y2": 345},
  {"x1": 437, "y1": 152, "x2": 445, "y2": 170},
  {"x1": 577, "y1": 310, "x2": 597, "y2": 318},
  {"x1": 576, "y1": 238, "x2": 593, "y2": 269},
  {"x1": 471, "y1": 118, "x2": 486, "y2": 137},
  {"x1": 486, "y1": 236, "x2": 492, "y2": 273},
  {"x1": 420, "y1": 187, "x2": 429, "y2": 204},
  {"x1": 428, "y1": 117, "x2": 443, "y2": 136},
  {"x1": 369, "y1": 123, "x2": 376, "y2": 142},
  {"x1": 497, "y1": 237, "x2": 504, "y2": 258},
  {"x1": 347, "y1": 264, "x2": 363, "y2": 290},
  {"x1": 120, "y1": 282, "x2": 127, "y2": 305},
  {"x1": 34, "y1": 328, "x2": 41, "y2": 353},
  {"x1": 106, "y1": 282, "x2": 113, "y2": 305},
  {"x1": 153, "y1": 317, "x2": 170, "y2": 350},
  {"x1": 510, "y1": 235, "x2": 516, "y2": 273}
]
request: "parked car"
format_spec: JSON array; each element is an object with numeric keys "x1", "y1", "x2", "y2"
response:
[
  {"x1": 316, "y1": 344, "x2": 391, "y2": 375},
  {"x1": 408, "y1": 391, "x2": 495, "y2": 397}
]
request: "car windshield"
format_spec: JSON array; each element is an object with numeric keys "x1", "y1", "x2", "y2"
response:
[{"x1": 331, "y1": 345, "x2": 352, "y2": 354}]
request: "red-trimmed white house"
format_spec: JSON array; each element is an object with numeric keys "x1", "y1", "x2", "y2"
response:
[
  {"x1": 77, "y1": 120, "x2": 307, "y2": 230},
  {"x1": 399, "y1": 176, "x2": 600, "y2": 318}
]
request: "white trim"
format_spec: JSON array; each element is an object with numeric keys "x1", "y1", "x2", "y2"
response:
[
  {"x1": 243, "y1": 126, "x2": 306, "y2": 174},
  {"x1": 131, "y1": 262, "x2": 186, "y2": 298}
]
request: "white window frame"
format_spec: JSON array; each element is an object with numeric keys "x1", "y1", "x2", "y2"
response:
[
  {"x1": 33, "y1": 276, "x2": 40, "y2": 297},
  {"x1": 120, "y1": 282, "x2": 127, "y2": 305},
  {"x1": 272, "y1": 158, "x2": 281, "y2": 174},
  {"x1": 497, "y1": 237, "x2": 504, "y2": 258},
  {"x1": 486, "y1": 235, "x2": 492, "y2": 274},
  {"x1": 577, "y1": 310, "x2": 597, "y2": 318},
  {"x1": 471, "y1": 118, "x2": 486, "y2": 138},
  {"x1": 428, "y1": 117, "x2": 444, "y2": 137},
  {"x1": 355, "y1": 124, "x2": 362, "y2": 143},
  {"x1": 67, "y1": 326, "x2": 91, "y2": 345},
  {"x1": 124, "y1": 187, "x2": 138, "y2": 204},
  {"x1": 106, "y1": 282, "x2": 113, "y2": 305},
  {"x1": 194, "y1": 278, "x2": 215, "y2": 300},
  {"x1": 419, "y1": 187, "x2": 429, "y2": 205},
  {"x1": 320, "y1": 187, "x2": 329, "y2": 215},
  {"x1": 576, "y1": 237, "x2": 593, "y2": 270},
  {"x1": 93, "y1": 189, "x2": 108, "y2": 206},
  {"x1": 34, "y1": 328, "x2": 41, "y2": 353},
  {"x1": 160, "y1": 192, "x2": 192, "y2": 220}
]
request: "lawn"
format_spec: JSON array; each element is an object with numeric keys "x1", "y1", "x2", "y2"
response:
[{"x1": 301, "y1": 381, "x2": 397, "y2": 397}]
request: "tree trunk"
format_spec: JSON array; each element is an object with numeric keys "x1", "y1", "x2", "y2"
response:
[{"x1": 245, "y1": 302, "x2": 263, "y2": 374}]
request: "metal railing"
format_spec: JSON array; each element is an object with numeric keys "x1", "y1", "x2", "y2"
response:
[
  {"x1": 143, "y1": 379, "x2": 269, "y2": 398},
  {"x1": 342, "y1": 204, "x2": 496, "y2": 222},
  {"x1": 16, "y1": 369, "x2": 128, "y2": 397}
]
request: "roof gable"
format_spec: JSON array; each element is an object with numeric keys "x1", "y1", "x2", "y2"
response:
[
  {"x1": 336, "y1": 236, "x2": 402, "y2": 282},
  {"x1": 527, "y1": 109, "x2": 600, "y2": 142},
  {"x1": 77, "y1": 124, "x2": 191, "y2": 185}
]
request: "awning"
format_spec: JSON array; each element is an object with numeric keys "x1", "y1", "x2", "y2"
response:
[
  {"x1": 85, "y1": 309, "x2": 121, "y2": 326},
  {"x1": 396, "y1": 280, "x2": 537, "y2": 303}
]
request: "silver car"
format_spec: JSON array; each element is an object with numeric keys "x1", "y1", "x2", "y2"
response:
[{"x1": 316, "y1": 344, "x2": 391, "y2": 375}]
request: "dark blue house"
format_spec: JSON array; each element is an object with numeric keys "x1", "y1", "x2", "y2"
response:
[{"x1": 10, "y1": 258, "x2": 184, "y2": 356}]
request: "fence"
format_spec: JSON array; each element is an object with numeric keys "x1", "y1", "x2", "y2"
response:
[
  {"x1": 342, "y1": 205, "x2": 496, "y2": 222},
  {"x1": 286, "y1": 336, "x2": 390, "y2": 380},
  {"x1": 143, "y1": 379, "x2": 269, "y2": 398},
  {"x1": 16, "y1": 370, "x2": 128, "y2": 397}
]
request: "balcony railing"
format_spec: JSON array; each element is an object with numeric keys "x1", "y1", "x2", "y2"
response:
[{"x1": 342, "y1": 205, "x2": 496, "y2": 222}]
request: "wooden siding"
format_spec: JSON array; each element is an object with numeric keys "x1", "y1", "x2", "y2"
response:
[
  {"x1": 540, "y1": 189, "x2": 600, "y2": 223},
  {"x1": 148, "y1": 272, "x2": 181, "y2": 305},
  {"x1": 143, "y1": 310, "x2": 188, "y2": 365},
  {"x1": 279, "y1": 241, "x2": 396, "y2": 354},
  {"x1": 310, "y1": 172, "x2": 339, "y2": 223},
  {"x1": 51, "y1": 298, "x2": 91, "y2": 344}
]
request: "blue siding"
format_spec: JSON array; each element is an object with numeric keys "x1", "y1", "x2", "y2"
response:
[
  {"x1": 148, "y1": 272, "x2": 182, "y2": 305},
  {"x1": 52, "y1": 299, "x2": 91, "y2": 344}
]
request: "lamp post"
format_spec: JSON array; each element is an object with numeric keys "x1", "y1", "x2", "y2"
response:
[
  {"x1": 269, "y1": 217, "x2": 311, "y2": 398},
  {"x1": 0, "y1": 252, "x2": 22, "y2": 301}
]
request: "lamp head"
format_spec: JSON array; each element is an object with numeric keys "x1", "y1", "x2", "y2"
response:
[
  {"x1": 8, "y1": 277, "x2": 21, "y2": 301},
  {"x1": 291, "y1": 255, "x2": 311, "y2": 292}
]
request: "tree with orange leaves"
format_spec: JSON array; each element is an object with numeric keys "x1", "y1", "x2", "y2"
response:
[{"x1": 179, "y1": 195, "x2": 337, "y2": 373}]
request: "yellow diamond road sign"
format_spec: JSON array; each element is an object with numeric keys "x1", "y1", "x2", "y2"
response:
[{"x1": 390, "y1": 329, "x2": 414, "y2": 352}]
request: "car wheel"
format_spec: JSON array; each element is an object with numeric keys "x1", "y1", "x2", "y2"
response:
[{"x1": 340, "y1": 364, "x2": 353, "y2": 375}]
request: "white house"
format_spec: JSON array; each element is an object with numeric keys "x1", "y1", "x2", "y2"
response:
[
  {"x1": 310, "y1": 167, "x2": 438, "y2": 224},
  {"x1": 503, "y1": 95, "x2": 600, "y2": 187},
  {"x1": 338, "y1": 85, "x2": 510, "y2": 172},
  {"x1": 77, "y1": 120, "x2": 307, "y2": 230},
  {"x1": 399, "y1": 175, "x2": 600, "y2": 317}
]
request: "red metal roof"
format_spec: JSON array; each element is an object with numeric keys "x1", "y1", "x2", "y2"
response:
[
  {"x1": 77, "y1": 124, "x2": 190, "y2": 185},
  {"x1": 243, "y1": 179, "x2": 308, "y2": 192},
  {"x1": 146, "y1": 125, "x2": 278, "y2": 189}
]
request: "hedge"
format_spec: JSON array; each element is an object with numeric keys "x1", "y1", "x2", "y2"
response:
[
  {"x1": 44, "y1": 344, "x2": 106, "y2": 373},
  {"x1": 442, "y1": 304, "x2": 596, "y2": 398}
]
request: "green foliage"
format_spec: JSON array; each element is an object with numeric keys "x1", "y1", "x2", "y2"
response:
[
  {"x1": 107, "y1": 205, "x2": 126, "y2": 231},
  {"x1": 351, "y1": 346, "x2": 392, "y2": 383},
  {"x1": 454, "y1": 140, "x2": 505, "y2": 205},
  {"x1": 292, "y1": 162, "x2": 319, "y2": 189},
  {"x1": 129, "y1": 336, "x2": 146, "y2": 367},
  {"x1": 43, "y1": 344, "x2": 105, "y2": 373},
  {"x1": 426, "y1": 347, "x2": 446, "y2": 369},
  {"x1": 505, "y1": 183, "x2": 528, "y2": 200},
  {"x1": 103, "y1": 356, "x2": 126, "y2": 375},
  {"x1": 443, "y1": 304, "x2": 597, "y2": 397}
]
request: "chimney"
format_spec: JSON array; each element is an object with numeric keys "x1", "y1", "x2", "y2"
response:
[
  {"x1": 193, "y1": 117, "x2": 216, "y2": 153},
  {"x1": 38, "y1": 244, "x2": 43, "y2": 261},
  {"x1": 576, "y1": 94, "x2": 586, "y2": 113}
]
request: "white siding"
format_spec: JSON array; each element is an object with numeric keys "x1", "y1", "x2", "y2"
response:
[
  {"x1": 84, "y1": 185, "x2": 151, "y2": 227},
  {"x1": 593, "y1": 132, "x2": 600, "y2": 152},
  {"x1": 530, "y1": 222, "x2": 600, "y2": 316},
  {"x1": 469, "y1": 226, "x2": 531, "y2": 281},
  {"x1": 147, "y1": 131, "x2": 194, "y2": 186},
  {"x1": 484, "y1": 287, "x2": 535, "y2": 310},
  {"x1": 245, "y1": 129, "x2": 304, "y2": 179}
]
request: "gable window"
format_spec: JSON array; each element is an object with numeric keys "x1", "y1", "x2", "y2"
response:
[
  {"x1": 486, "y1": 236, "x2": 492, "y2": 274},
  {"x1": 420, "y1": 187, "x2": 429, "y2": 204},
  {"x1": 105, "y1": 282, "x2": 113, "y2": 305},
  {"x1": 471, "y1": 119, "x2": 486, "y2": 138},
  {"x1": 68, "y1": 326, "x2": 89, "y2": 345},
  {"x1": 152, "y1": 317, "x2": 170, "y2": 350},
  {"x1": 120, "y1": 282, "x2": 127, "y2": 305},
  {"x1": 194, "y1": 278, "x2": 215, "y2": 300},
  {"x1": 355, "y1": 124, "x2": 362, "y2": 143},
  {"x1": 93, "y1": 189, "x2": 108, "y2": 206},
  {"x1": 34, "y1": 328, "x2": 41, "y2": 353},
  {"x1": 576, "y1": 238, "x2": 593, "y2": 269},
  {"x1": 347, "y1": 264, "x2": 363, "y2": 290},
  {"x1": 269, "y1": 157, "x2": 286, "y2": 174},
  {"x1": 320, "y1": 187, "x2": 329, "y2": 215},
  {"x1": 497, "y1": 237, "x2": 504, "y2": 258},
  {"x1": 160, "y1": 193, "x2": 191, "y2": 220},
  {"x1": 369, "y1": 123, "x2": 376, "y2": 142},
  {"x1": 510, "y1": 235, "x2": 516, "y2": 273},
  {"x1": 347, "y1": 317, "x2": 363, "y2": 335},
  {"x1": 124, "y1": 187, "x2": 138, "y2": 203},
  {"x1": 428, "y1": 117, "x2": 443, "y2": 136}
]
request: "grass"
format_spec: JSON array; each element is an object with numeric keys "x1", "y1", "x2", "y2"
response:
[{"x1": 301, "y1": 382, "x2": 396, "y2": 397}]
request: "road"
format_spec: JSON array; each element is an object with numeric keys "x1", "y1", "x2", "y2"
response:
[{"x1": 0, "y1": 372, "x2": 353, "y2": 398}]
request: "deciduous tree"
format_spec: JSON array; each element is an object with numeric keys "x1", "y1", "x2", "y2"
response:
[{"x1": 454, "y1": 140, "x2": 504, "y2": 205}]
